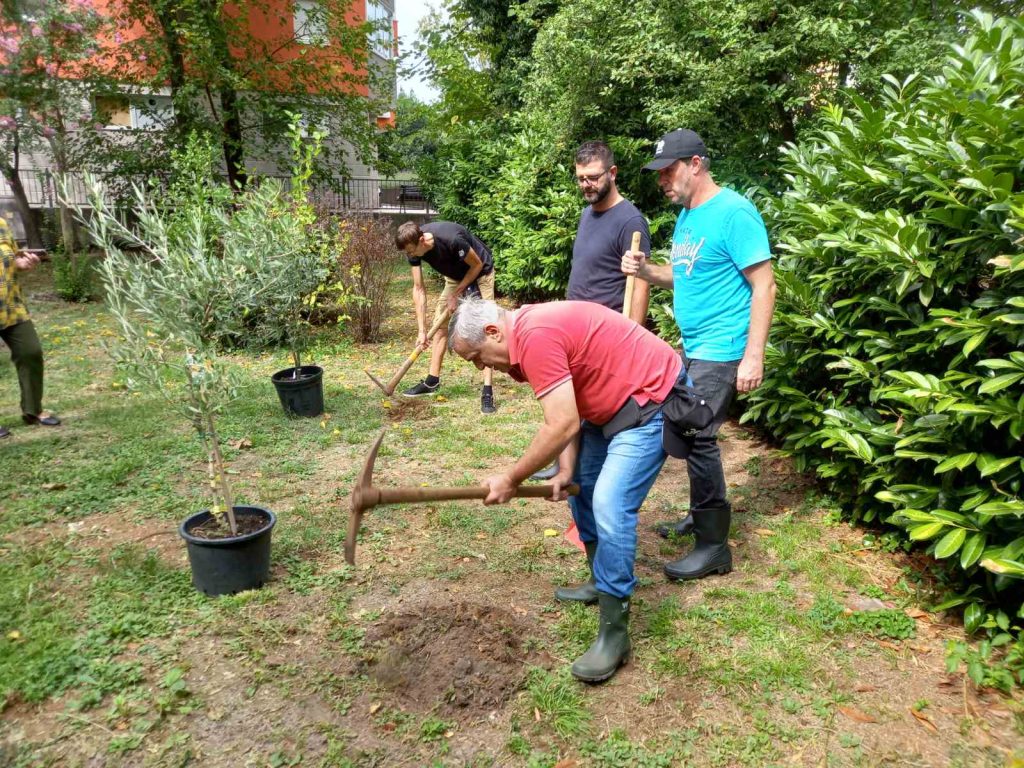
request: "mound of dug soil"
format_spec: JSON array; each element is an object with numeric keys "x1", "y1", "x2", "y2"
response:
[{"x1": 362, "y1": 601, "x2": 534, "y2": 717}]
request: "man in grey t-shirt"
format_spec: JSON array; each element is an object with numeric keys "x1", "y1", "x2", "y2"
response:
[
  {"x1": 567, "y1": 141, "x2": 651, "y2": 323},
  {"x1": 542, "y1": 142, "x2": 653, "y2": 591}
]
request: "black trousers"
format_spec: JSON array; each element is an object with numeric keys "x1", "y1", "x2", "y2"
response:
[{"x1": 1, "y1": 320, "x2": 44, "y2": 416}]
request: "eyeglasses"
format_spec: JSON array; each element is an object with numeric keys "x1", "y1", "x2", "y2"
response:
[{"x1": 574, "y1": 169, "x2": 609, "y2": 186}]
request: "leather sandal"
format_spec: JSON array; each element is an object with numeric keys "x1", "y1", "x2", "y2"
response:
[{"x1": 22, "y1": 412, "x2": 61, "y2": 427}]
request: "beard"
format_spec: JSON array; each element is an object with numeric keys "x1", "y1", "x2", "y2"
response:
[{"x1": 582, "y1": 178, "x2": 613, "y2": 206}]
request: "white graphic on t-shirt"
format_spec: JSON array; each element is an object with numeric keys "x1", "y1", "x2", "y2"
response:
[{"x1": 670, "y1": 233, "x2": 705, "y2": 277}]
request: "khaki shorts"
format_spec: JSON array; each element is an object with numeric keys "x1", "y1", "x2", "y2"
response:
[{"x1": 433, "y1": 271, "x2": 495, "y2": 326}]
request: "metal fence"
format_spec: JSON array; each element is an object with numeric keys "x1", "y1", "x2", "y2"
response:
[{"x1": 0, "y1": 169, "x2": 435, "y2": 215}]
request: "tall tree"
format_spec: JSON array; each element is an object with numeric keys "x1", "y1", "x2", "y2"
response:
[
  {"x1": 0, "y1": 0, "x2": 105, "y2": 251},
  {"x1": 92, "y1": 0, "x2": 389, "y2": 190}
]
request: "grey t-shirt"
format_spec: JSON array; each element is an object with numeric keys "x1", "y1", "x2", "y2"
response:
[{"x1": 567, "y1": 199, "x2": 650, "y2": 313}]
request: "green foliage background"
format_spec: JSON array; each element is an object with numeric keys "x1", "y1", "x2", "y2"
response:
[
  {"x1": 408, "y1": 0, "x2": 976, "y2": 300},
  {"x1": 742, "y1": 12, "x2": 1024, "y2": 682}
]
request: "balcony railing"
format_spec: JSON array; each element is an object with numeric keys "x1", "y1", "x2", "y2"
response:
[{"x1": 0, "y1": 169, "x2": 435, "y2": 215}]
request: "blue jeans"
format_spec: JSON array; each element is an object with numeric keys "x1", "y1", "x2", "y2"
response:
[
  {"x1": 568, "y1": 412, "x2": 667, "y2": 598},
  {"x1": 684, "y1": 359, "x2": 740, "y2": 512}
]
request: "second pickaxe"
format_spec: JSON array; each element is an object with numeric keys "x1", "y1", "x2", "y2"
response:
[
  {"x1": 364, "y1": 310, "x2": 451, "y2": 396},
  {"x1": 345, "y1": 429, "x2": 579, "y2": 565}
]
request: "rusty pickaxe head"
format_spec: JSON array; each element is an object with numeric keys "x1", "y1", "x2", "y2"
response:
[
  {"x1": 345, "y1": 428, "x2": 387, "y2": 565},
  {"x1": 363, "y1": 368, "x2": 392, "y2": 396}
]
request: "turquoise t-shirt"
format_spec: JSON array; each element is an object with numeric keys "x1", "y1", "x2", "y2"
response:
[{"x1": 670, "y1": 188, "x2": 771, "y2": 361}]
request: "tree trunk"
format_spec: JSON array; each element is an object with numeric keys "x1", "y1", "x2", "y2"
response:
[
  {"x1": 219, "y1": 86, "x2": 247, "y2": 193},
  {"x1": 1, "y1": 166, "x2": 43, "y2": 249},
  {"x1": 47, "y1": 132, "x2": 77, "y2": 257},
  {"x1": 152, "y1": 0, "x2": 196, "y2": 138},
  {"x1": 1, "y1": 129, "x2": 44, "y2": 249},
  {"x1": 204, "y1": 410, "x2": 238, "y2": 536},
  {"x1": 196, "y1": 0, "x2": 248, "y2": 192}
]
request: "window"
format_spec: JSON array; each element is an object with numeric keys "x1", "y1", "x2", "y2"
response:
[
  {"x1": 368, "y1": 1, "x2": 393, "y2": 59},
  {"x1": 294, "y1": 0, "x2": 328, "y2": 46},
  {"x1": 95, "y1": 95, "x2": 132, "y2": 128},
  {"x1": 95, "y1": 94, "x2": 174, "y2": 130}
]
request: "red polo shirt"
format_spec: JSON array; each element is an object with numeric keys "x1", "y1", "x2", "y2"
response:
[{"x1": 506, "y1": 301, "x2": 682, "y2": 424}]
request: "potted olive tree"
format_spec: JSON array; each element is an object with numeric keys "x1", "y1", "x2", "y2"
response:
[
  {"x1": 80, "y1": 169, "x2": 294, "y2": 596},
  {"x1": 261, "y1": 117, "x2": 339, "y2": 417}
]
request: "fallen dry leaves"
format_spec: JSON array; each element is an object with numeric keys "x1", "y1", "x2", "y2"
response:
[
  {"x1": 910, "y1": 708, "x2": 939, "y2": 733},
  {"x1": 838, "y1": 705, "x2": 877, "y2": 723}
]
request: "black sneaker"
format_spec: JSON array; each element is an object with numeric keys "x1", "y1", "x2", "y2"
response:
[
  {"x1": 403, "y1": 379, "x2": 439, "y2": 397},
  {"x1": 481, "y1": 389, "x2": 497, "y2": 414}
]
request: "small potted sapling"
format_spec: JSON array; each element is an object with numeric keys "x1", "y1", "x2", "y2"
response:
[
  {"x1": 81, "y1": 172, "x2": 287, "y2": 596},
  {"x1": 264, "y1": 116, "x2": 335, "y2": 417}
]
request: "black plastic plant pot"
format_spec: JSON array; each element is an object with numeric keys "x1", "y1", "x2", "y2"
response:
[
  {"x1": 271, "y1": 364, "x2": 324, "y2": 417},
  {"x1": 179, "y1": 506, "x2": 277, "y2": 596}
]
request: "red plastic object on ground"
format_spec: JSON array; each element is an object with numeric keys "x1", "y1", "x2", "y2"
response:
[{"x1": 563, "y1": 521, "x2": 585, "y2": 551}]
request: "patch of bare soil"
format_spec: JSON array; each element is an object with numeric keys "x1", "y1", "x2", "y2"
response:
[
  {"x1": 381, "y1": 396, "x2": 436, "y2": 423},
  {"x1": 361, "y1": 601, "x2": 534, "y2": 718}
]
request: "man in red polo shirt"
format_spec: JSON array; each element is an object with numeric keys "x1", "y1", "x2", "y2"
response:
[{"x1": 448, "y1": 296, "x2": 681, "y2": 683}]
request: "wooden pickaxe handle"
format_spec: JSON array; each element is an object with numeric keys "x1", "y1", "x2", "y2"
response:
[
  {"x1": 622, "y1": 231, "x2": 642, "y2": 319},
  {"x1": 366, "y1": 309, "x2": 452, "y2": 395},
  {"x1": 345, "y1": 481, "x2": 580, "y2": 565}
]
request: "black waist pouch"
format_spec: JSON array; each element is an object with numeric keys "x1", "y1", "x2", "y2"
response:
[
  {"x1": 661, "y1": 380, "x2": 714, "y2": 436},
  {"x1": 600, "y1": 397, "x2": 662, "y2": 439}
]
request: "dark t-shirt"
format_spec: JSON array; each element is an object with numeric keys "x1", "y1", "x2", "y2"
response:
[
  {"x1": 566, "y1": 199, "x2": 650, "y2": 312},
  {"x1": 407, "y1": 221, "x2": 494, "y2": 281}
]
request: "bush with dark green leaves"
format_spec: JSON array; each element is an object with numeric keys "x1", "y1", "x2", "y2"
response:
[{"x1": 744, "y1": 11, "x2": 1024, "y2": 683}]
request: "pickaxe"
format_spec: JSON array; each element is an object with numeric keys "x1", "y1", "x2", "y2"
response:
[
  {"x1": 345, "y1": 429, "x2": 579, "y2": 565},
  {"x1": 364, "y1": 310, "x2": 451, "y2": 396}
]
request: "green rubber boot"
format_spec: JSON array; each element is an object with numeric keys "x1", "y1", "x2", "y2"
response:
[
  {"x1": 554, "y1": 541, "x2": 599, "y2": 604},
  {"x1": 570, "y1": 592, "x2": 631, "y2": 683}
]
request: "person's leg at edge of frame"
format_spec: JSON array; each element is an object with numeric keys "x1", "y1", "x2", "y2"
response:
[
  {"x1": 558, "y1": 422, "x2": 604, "y2": 605},
  {"x1": 572, "y1": 414, "x2": 667, "y2": 684},
  {"x1": 664, "y1": 359, "x2": 738, "y2": 581}
]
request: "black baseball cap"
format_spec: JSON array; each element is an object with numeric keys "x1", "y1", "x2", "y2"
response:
[
  {"x1": 643, "y1": 129, "x2": 708, "y2": 171},
  {"x1": 662, "y1": 417, "x2": 697, "y2": 459}
]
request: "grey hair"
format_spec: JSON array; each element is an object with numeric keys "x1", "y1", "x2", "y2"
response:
[
  {"x1": 448, "y1": 295, "x2": 504, "y2": 350},
  {"x1": 698, "y1": 155, "x2": 711, "y2": 172}
]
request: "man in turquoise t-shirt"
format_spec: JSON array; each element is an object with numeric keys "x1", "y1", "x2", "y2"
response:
[{"x1": 622, "y1": 128, "x2": 776, "y2": 582}]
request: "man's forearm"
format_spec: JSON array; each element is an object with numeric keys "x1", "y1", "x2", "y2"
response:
[
  {"x1": 508, "y1": 420, "x2": 580, "y2": 485},
  {"x1": 412, "y1": 287, "x2": 428, "y2": 332},
  {"x1": 742, "y1": 281, "x2": 776, "y2": 361},
  {"x1": 630, "y1": 279, "x2": 651, "y2": 324},
  {"x1": 454, "y1": 263, "x2": 483, "y2": 297},
  {"x1": 558, "y1": 433, "x2": 580, "y2": 475},
  {"x1": 638, "y1": 262, "x2": 674, "y2": 289}
]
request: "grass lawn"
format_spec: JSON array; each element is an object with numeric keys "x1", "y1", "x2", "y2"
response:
[{"x1": 1, "y1": 263, "x2": 1021, "y2": 767}]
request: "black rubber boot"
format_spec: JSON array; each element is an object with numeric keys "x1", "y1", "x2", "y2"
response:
[
  {"x1": 571, "y1": 592, "x2": 631, "y2": 683},
  {"x1": 655, "y1": 512, "x2": 695, "y2": 539},
  {"x1": 664, "y1": 504, "x2": 732, "y2": 581},
  {"x1": 555, "y1": 541, "x2": 598, "y2": 604}
]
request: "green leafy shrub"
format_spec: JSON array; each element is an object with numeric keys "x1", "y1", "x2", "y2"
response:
[
  {"x1": 52, "y1": 246, "x2": 94, "y2": 303},
  {"x1": 744, "y1": 12, "x2": 1024, "y2": 652}
]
